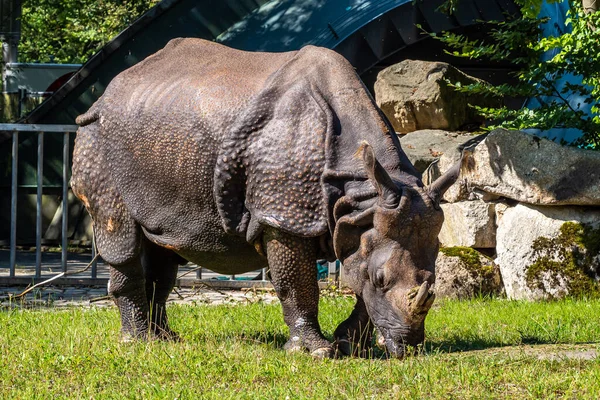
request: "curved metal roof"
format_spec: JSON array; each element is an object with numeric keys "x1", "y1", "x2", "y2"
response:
[
  {"x1": 218, "y1": 0, "x2": 518, "y2": 74},
  {"x1": 24, "y1": 0, "x2": 518, "y2": 124}
]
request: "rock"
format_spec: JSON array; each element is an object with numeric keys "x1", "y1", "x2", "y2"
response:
[
  {"x1": 439, "y1": 201, "x2": 496, "y2": 248},
  {"x1": 399, "y1": 129, "x2": 475, "y2": 173},
  {"x1": 435, "y1": 247, "x2": 503, "y2": 299},
  {"x1": 428, "y1": 129, "x2": 600, "y2": 205},
  {"x1": 494, "y1": 202, "x2": 510, "y2": 224},
  {"x1": 495, "y1": 203, "x2": 600, "y2": 300},
  {"x1": 374, "y1": 60, "x2": 498, "y2": 133}
]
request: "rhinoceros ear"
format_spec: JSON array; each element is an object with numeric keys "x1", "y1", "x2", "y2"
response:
[
  {"x1": 333, "y1": 208, "x2": 374, "y2": 261},
  {"x1": 427, "y1": 143, "x2": 476, "y2": 205},
  {"x1": 358, "y1": 142, "x2": 400, "y2": 209}
]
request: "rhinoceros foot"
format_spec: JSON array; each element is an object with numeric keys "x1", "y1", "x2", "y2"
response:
[
  {"x1": 310, "y1": 347, "x2": 336, "y2": 359},
  {"x1": 151, "y1": 326, "x2": 182, "y2": 342},
  {"x1": 333, "y1": 296, "x2": 375, "y2": 358},
  {"x1": 118, "y1": 323, "x2": 181, "y2": 343},
  {"x1": 334, "y1": 337, "x2": 374, "y2": 359},
  {"x1": 283, "y1": 334, "x2": 335, "y2": 358}
]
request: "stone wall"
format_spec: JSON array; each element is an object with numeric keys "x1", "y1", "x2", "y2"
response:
[
  {"x1": 376, "y1": 60, "x2": 600, "y2": 300},
  {"x1": 411, "y1": 129, "x2": 600, "y2": 300}
]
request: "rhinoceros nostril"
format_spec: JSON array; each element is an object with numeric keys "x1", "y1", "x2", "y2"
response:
[{"x1": 375, "y1": 329, "x2": 387, "y2": 349}]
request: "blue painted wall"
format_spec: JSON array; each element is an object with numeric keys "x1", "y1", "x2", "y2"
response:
[{"x1": 524, "y1": 0, "x2": 595, "y2": 143}]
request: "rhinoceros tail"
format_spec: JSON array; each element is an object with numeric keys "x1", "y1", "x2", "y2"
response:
[{"x1": 75, "y1": 106, "x2": 99, "y2": 127}]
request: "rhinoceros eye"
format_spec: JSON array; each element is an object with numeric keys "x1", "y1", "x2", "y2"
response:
[{"x1": 373, "y1": 268, "x2": 386, "y2": 289}]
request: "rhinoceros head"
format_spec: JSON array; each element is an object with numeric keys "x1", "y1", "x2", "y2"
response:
[{"x1": 333, "y1": 143, "x2": 460, "y2": 358}]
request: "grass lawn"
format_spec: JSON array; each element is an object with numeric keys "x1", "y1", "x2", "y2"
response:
[{"x1": 1, "y1": 295, "x2": 600, "y2": 399}]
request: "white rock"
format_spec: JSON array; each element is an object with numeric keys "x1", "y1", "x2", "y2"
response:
[
  {"x1": 495, "y1": 203, "x2": 600, "y2": 300},
  {"x1": 439, "y1": 201, "x2": 496, "y2": 248},
  {"x1": 435, "y1": 248, "x2": 503, "y2": 299},
  {"x1": 427, "y1": 129, "x2": 600, "y2": 205}
]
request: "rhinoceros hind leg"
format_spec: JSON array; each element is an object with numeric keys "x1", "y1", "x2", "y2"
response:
[
  {"x1": 263, "y1": 228, "x2": 334, "y2": 358},
  {"x1": 141, "y1": 238, "x2": 184, "y2": 341},
  {"x1": 72, "y1": 122, "x2": 151, "y2": 340},
  {"x1": 108, "y1": 258, "x2": 150, "y2": 341},
  {"x1": 334, "y1": 296, "x2": 375, "y2": 358}
]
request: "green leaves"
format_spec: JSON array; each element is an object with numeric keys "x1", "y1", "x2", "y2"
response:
[
  {"x1": 18, "y1": 0, "x2": 160, "y2": 64},
  {"x1": 436, "y1": 0, "x2": 562, "y2": 19},
  {"x1": 436, "y1": 0, "x2": 600, "y2": 149}
]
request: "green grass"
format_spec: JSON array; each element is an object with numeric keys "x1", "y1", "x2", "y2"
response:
[{"x1": 1, "y1": 296, "x2": 600, "y2": 399}]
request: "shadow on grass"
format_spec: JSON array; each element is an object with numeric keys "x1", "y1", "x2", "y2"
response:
[
  {"x1": 187, "y1": 329, "x2": 505, "y2": 357},
  {"x1": 425, "y1": 337, "x2": 517, "y2": 354},
  {"x1": 425, "y1": 336, "x2": 599, "y2": 354},
  {"x1": 182, "y1": 322, "x2": 598, "y2": 357},
  {"x1": 187, "y1": 329, "x2": 290, "y2": 350},
  {"x1": 239, "y1": 331, "x2": 290, "y2": 349}
]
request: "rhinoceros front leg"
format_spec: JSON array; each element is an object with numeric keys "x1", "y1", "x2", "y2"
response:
[
  {"x1": 334, "y1": 296, "x2": 374, "y2": 357},
  {"x1": 262, "y1": 228, "x2": 334, "y2": 358}
]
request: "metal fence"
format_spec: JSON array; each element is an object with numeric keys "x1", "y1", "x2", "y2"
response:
[
  {"x1": 4, "y1": 123, "x2": 83, "y2": 281},
  {"x1": 1, "y1": 124, "x2": 339, "y2": 288}
]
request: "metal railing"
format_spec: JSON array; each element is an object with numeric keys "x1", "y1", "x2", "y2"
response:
[
  {"x1": 2, "y1": 123, "x2": 340, "y2": 288},
  {"x1": 4, "y1": 123, "x2": 88, "y2": 280}
]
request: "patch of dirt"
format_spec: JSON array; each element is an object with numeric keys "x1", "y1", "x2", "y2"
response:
[
  {"x1": 458, "y1": 343, "x2": 598, "y2": 361},
  {"x1": 0, "y1": 286, "x2": 280, "y2": 309}
]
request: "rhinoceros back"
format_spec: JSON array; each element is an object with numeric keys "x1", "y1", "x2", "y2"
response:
[{"x1": 78, "y1": 39, "x2": 298, "y2": 255}]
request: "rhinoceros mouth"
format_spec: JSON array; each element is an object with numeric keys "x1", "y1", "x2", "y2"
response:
[{"x1": 375, "y1": 327, "x2": 423, "y2": 359}]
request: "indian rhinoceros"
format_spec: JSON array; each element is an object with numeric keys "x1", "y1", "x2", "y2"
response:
[{"x1": 71, "y1": 38, "x2": 461, "y2": 358}]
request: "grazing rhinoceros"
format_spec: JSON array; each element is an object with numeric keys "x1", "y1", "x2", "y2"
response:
[{"x1": 71, "y1": 38, "x2": 461, "y2": 358}]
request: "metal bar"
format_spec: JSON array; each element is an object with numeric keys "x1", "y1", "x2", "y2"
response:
[
  {"x1": 91, "y1": 233, "x2": 98, "y2": 279},
  {"x1": 0, "y1": 277, "x2": 285, "y2": 290},
  {"x1": 61, "y1": 131, "x2": 70, "y2": 272},
  {"x1": 35, "y1": 131, "x2": 44, "y2": 278},
  {"x1": 0, "y1": 277, "x2": 110, "y2": 287},
  {"x1": 21, "y1": 91, "x2": 54, "y2": 97},
  {"x1": 196, "y1": 266, "x2": 202, "y2": 279},
  {"x1": 328, "y1": 261, "x2": 340, "y2": 281},
  {"x1": 261, "y1": 267, "x2": 267, "y2": 281},
  {"x1": 9, "y1": 132, "x2": 19, "y2": 278},
  {"x1": 0, "y1": 123, "x2": 79, "y2": 132}
]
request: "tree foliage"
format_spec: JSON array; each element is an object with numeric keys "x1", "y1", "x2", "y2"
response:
[
  {"x1": 18, "y1": 0, "x2": 160, "y2": 64},
  {"x1": 437, "y1": 0, "x2": 600, "y2": 149},
  {"x1": 441, "y1": 0, "x2": 562, "y2": 18}
]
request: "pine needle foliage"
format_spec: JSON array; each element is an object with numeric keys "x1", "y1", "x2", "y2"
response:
[{"x1": 434, "y1": 0, "x2": 600, "y2": 149}]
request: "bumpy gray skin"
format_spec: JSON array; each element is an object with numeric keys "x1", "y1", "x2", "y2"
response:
[{"x1": 72, "y1": 38, "x2": 456, "y2": 358}]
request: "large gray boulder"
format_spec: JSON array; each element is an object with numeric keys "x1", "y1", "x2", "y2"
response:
[
  {"x1": 426, "y1": 129, "x2": 600, "y2": 205},
  {"x1": 495, "y1": 203, "x2": 600, "y2": 300},
  {"x1": 439, "y1": 201, "x2": 496, "y2": 248},
  {"x1": 374, "y1": 60, "x2": 497, "y2": 133},
  {"x1": 435, "y1": 247, "x2": 503, "y2": 299},
  {"x1": 399, "y1": 129, "x2": 475, "y2": 173}
]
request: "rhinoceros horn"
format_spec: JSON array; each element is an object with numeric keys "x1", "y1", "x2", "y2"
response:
[
  {"x1": 407, "y1": 281, "x2": 436, "y2": 315},
  {"x1": 427, "y1": 143, "x2": 478, "y2": 205},
  {"x1": 426, "y1": 159, "x2": 461, "y2": 206},
  {"x1": 358, "y1": 142, "x2": 400, "y2": 209}
]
